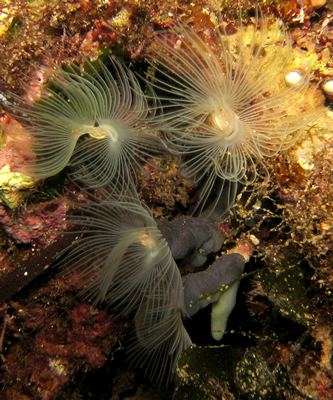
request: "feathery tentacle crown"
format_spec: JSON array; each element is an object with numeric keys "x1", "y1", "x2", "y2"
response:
[
  {"x1": 13, "y1": 57, "x2": 162, "y2": 190},
  {"x1": 64, "y1": 193, "x2": 191, "y2": 383},
  {"x1": 148, "y1": 9, "x2": 324, "y2": 216}
]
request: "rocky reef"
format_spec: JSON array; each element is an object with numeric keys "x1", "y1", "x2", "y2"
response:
[{"x1": 0, "y1": 0, "x2": 333, "y2": 399}]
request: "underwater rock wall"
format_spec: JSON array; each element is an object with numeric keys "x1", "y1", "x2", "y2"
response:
[{"x1": 0, "y1": 0, "x2": 333, "y2": 399}]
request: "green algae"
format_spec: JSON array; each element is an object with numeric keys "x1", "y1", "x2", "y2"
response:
[
  {"x1": 175, "y1": 346, "x2": 236, "y2": 399},
  {"x1": 256, "y1": 263, "x2": 315, "y2": 328},
  {"x1": 235, "y1": 350, "x2": 275, "y2": 400}
]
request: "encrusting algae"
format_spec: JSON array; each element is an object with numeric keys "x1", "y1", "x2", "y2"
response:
[{"x1": 0, "y1": 1, "x2": 332, "y2": 397}]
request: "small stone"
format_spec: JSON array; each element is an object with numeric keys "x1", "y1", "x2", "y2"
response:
[
  {"x1": 249, "y1": 234, "x2": 260, "y2": 246},
  {"x1": 322, "y1": 80, "x2": 333, "y2": 99},
  {"x1": 285, "y1": 70, "x2": 304, "y2": 87},
  {"x1": 310, "y1": 0, "x2": 326, "y2": 9}
]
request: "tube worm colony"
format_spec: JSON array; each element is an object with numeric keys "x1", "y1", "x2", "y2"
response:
[{"x1": 2, "y1": 6, "x2": 325, "y2": 385}]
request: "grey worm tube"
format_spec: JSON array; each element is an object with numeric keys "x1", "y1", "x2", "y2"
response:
[
  {"x1": 156, "y1": 216, "x2": 225, "y2": 267},
  {"x1": 182, "y1": 253, "x2": 245, "y2": 340}
]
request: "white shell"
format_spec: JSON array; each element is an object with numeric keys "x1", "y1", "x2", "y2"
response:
[
  {"x1": 285, "y1": 70, "x2": 304, "y2": 87},
  {"x1": 322, "y1": 80, "x2": 333, "y2": 96}
]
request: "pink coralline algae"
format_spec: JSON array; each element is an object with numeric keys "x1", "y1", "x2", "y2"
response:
[
  {"x1": 0, "y1": 199, "x2": 69, "y2": 245},
  {"x1": 0, "y1": 116, "x2": 35, "y2": 172},
  {"x1": 1, "y1": 274, "x2": 126, "y2": 399}
]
